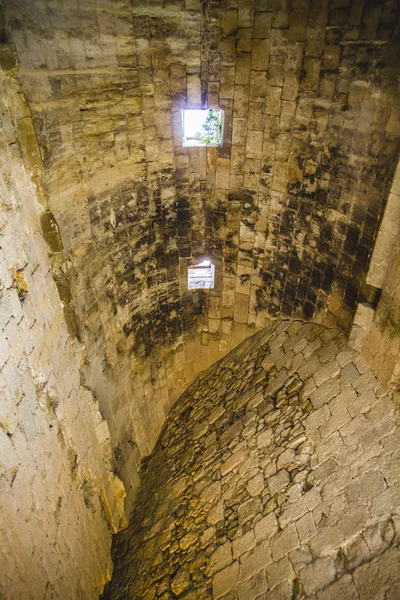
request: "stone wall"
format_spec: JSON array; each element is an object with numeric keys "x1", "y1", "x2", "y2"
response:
[
  {"x1": 0, "y1": 45, "x2": 125, "y2": 599},
  {"x1": 104, "y1": 320, "x2": 400, "y2": 599},
  {"x1": 356, "y1": 158, "x2": 400, "y2": 399},
  {"x1": 3, "y1": 0, "x2": 400, "y2": 509}
]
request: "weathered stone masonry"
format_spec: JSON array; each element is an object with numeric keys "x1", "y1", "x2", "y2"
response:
[
  {"x1": 105, "y1": 320, "x2": 400, "y2": 599},
  {"x1": 0, "y1": 46, "x2": 125, "y2": 599},
  {"x1": 2, "y1": 0, "x2": 399, "y2": 513},
  {"x1": 1, "y1": 1, "x2": 400, "y2": 597}
]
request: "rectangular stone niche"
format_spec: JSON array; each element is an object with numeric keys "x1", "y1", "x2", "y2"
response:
[
  {"x1": 182, "y1": 109, "x2": 223, "y2": 147},
  {"x1": 188, "y1": 260, "x2": 215, "y2": 290}
]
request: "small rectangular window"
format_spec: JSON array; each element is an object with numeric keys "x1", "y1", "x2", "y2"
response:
[
  {"x1": 182, "y1": 109, "x2": 223, "y2": 147},
  {"x1": 188, "y1": 260, "x2": 215, "y2": 290}
]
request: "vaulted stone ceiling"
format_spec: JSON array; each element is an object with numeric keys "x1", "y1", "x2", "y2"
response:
[{"x1": 2, "y1": 0, "x2": 400, "y2": 509}]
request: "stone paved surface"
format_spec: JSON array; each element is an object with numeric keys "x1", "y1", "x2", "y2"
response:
[{"x1": 105, "y1": 320, "x2": 400, "y2": 599}]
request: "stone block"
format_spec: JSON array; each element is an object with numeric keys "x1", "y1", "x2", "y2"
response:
[
  {"x1": 207, "y1": 541, "x2": 233, "y2": 576},
  {"x1": 235, "y1": 54, "x2": 251, "y2": 86},
  {"x1": 232, "y1": 530, "x2": 255, "y2": 559},
  {"x1": 216, "y1": 158, "x2": 231, "y2": 190},
  {"x1": 238, "y1": 497, "x2": 263, "y2": 525},
  {"x1": 238, "y1": 0, "x2": 254, "y2": 27},
  {"x1": 279, "y1": 498, "x2": 308, "y2": 529},
  {"x1": 233, "y1": 85, "x2": 250, "y2": 118},
  {"x1": 309, "y1": 378, "x2": 340, "y2": 409},
  {"x1": 268, "y1": 469, "x2": 290, "y2": 496},
  {"x1": 220, "y1": 67, "x2": 235, "y2": 99},
  {"x1": 253, "y1": 12, "x2": 272, "y2": 38},
  {"x1": 249, "y1": 71, "x2": 268, "y2": 102},
  {"x1": 213, "y1": 562, "x2": 240, "y2": 599},
  {"x1": 231, "y1": 145, "x2": 246, "y2": 174},
  {"x1": 187, "y1": 74, "x2": 201, "y2": 106},
  {"x1": 246, "y1": 130, "x2": 264, "y2": 159},
  {"x1": 313, "y1": 362, "x2": 340, "y2": 387},
  {"x1": 251, "y1": 39, "x2": 270, "y2": 71},
  {"x1": 255, "y1": 512, "x2": 279, "y2": 542},
  {"x1": 232, "y1": 118, "x2": 248, "y2": 145},
  {"x1": 266, "y1": 556, "x2": 295, "y2": 590},
  {"x1": 270, "y1": 523, "x2": 300, "y2": 561},
  {"x1": 309, "y1": 524, "x2": 344, "y2": 557},
  {"x1": 222, "y1": 9, "x2": 238, "y2": 36},
  {"x1": 247, "y1": 472, "x2": 265, "y2": 496},
  {"x1": 237, "y1": 27, "x2": 253, "y2": 53},
  {"x1": 234, "y1": 293, "x2": 250, "y2": 324},
  {"x1": 265, "y1": 86, "x2": 283, "y2": 115},
  {"x1": 238, "y1": 571, "x2": 268, "y2": 600},
  {"x1": 300, "y1": 557, "x2": 336, "y2": 596},
  {"x1": 221, "y1": 449, "x2": 246, "y2": 476},
  {"x1": 353, "y1": 547, "x2": 400, "y2": 600},
  {"x1": 240, "y1": 540, "x2": 272, "y2": 580}
]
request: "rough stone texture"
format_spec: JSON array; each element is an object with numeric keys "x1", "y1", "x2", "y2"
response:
[
  {"x1": 104, "y1": 320, "x2": 400, "y2": 599},
  {"x1": 359, "y1": 157, "x2": 400, "y2": 401},
  {"x1": 2, "y1": 0, "x2": 400, "y2": 510},
  {"x1": 0, "y1": 46, "x2": 125, "y2": 599}
]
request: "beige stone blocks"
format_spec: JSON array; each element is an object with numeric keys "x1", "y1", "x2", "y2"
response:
[
  {"x1": 238, "y1": 0, "x2": 254, "y2": 28},
  {"x1": 4, "y1": 1, "x2": 400, "y2": 596},
  {"x1": 187, "y1": 74, "x2": 201, "y2": 106},
  {"x1": 233, "y1": 84, "x2": 250, "y2": 117},
  {"x1": 220, "y1": 67, "x2": 236, "y2": 99},
  {"x1": 246, "y1": 130, "x2": 264, "y2": 158},
  {"x1": 232, "y1": 117, "x2": 248, "y2": 145},
  {"x1": 213, "y1": 561, "x2": 239, "y2": 598},
  {"x1": 301, "y1": 557, "x2": 336, "y2": 596},
  {"x1": 253, "y1": 12, "x2": 272, "y2": 38},
  {"x1": 249, "y1": 70, "x2": 268, "y2": 101},
  {"x1": 221, "y1": 9, "x2": 238, "y2": 37},
  {"x1": 240, "y1": 540, "x2": 272, "y2": 580},
  {"x1": 108, "y1": 319, "x2": 400, "y2": 598},
  {"x1": 234, "y1": 292, "x2": 250, "y2": 323},
  {"x1": 251, "y1": 38, "x2": 270, "y2": 71},
  {"x1": 232, "y1": 529, "x2": 256, "y2": 559},
  {"x1": 235, "y1": 54, "x2": 251, "y2": 87},
  {"x1": 216, "y1": 158, "x2": 231, "y2": 189},
  {"x1": 0, "y1": 64, "x2": 117, "y2": 599},
  {"x1": 238, "y1": 571, "x2": 268, "y2": 600}
]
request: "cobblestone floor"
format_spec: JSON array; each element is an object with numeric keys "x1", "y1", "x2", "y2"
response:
[{"x1": 104, "y1": 320, "x2": 400, "y2": 600}]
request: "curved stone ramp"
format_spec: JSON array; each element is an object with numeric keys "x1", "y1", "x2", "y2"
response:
[{"x1": 103, "y1": 320, "x2": 400, "y2": 600}]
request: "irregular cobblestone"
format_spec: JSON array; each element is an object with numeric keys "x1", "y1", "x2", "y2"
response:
[{"x1": 105, "y1": 321, "x2": 400, "y2": 599}]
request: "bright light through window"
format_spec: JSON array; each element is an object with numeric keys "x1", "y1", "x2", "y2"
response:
[
  {"x1": 188, "y1": 260, "x2": 215, "y2": 290},
  {"x1": 182, "y1": 109, "x2": 223, "y2": 147}
]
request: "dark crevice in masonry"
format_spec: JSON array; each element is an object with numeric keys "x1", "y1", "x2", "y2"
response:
[{"x1": 41, "y1": 210, "x2": 80, "y2": 339}]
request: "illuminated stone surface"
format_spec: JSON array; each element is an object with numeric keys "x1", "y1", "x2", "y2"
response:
[
  {"x1": 104, "y1": 321, "x2": 400, "y2": 599},
  {"x1": 0, "y1": 0, "x2": 399, "y2": 597}
]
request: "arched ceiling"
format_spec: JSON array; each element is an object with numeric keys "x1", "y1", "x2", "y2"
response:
[{"x1": 2, "y1": 0, "x2": 400, "y2": 506}]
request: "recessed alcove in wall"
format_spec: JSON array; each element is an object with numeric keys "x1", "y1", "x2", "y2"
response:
[
  {"x1": 188, "y1": 259, "x2": 215, "y2": 290},
  {"x1": 182, "y1": 109, "x2": 223, "y2": 147}
]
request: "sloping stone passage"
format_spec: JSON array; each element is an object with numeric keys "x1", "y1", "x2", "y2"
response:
[{"x1": 104, "y1": 320, "x2": 400, "y2": 600}]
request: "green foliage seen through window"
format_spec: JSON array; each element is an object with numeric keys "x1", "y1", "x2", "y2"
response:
[{"x1": 200, "y1": 109, "x2": 222, "y2": 145}]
